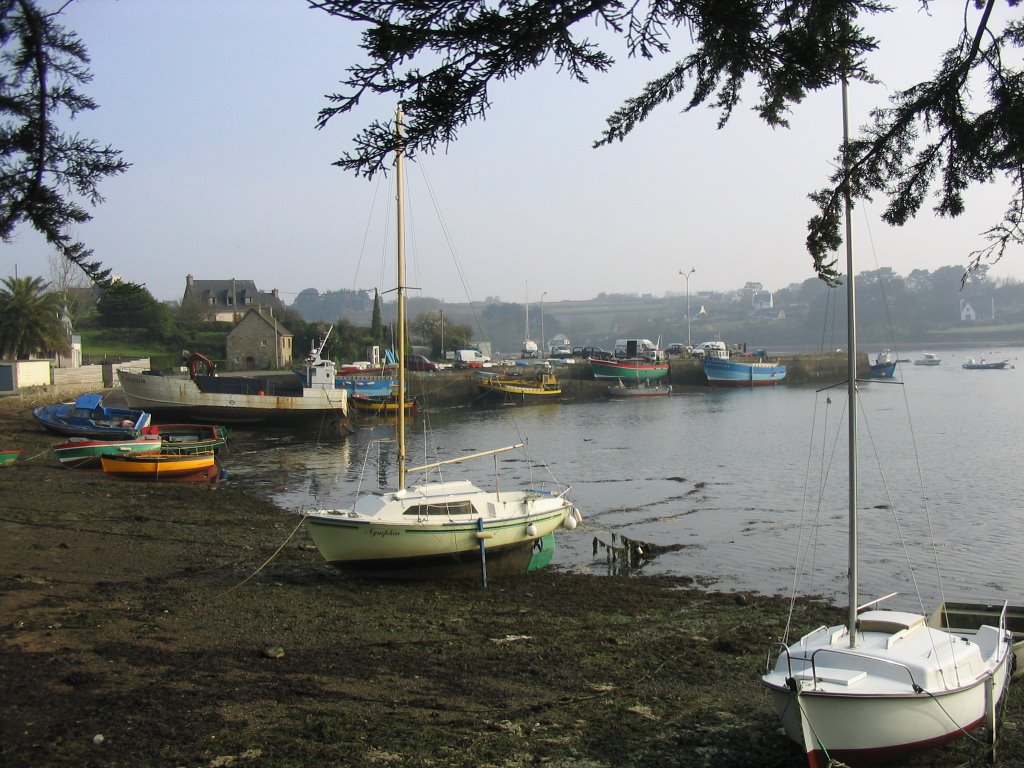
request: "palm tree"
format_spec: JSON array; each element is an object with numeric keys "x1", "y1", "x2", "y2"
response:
[{"x1": 0, "y1": 276, "x2": 70, "y2": 359}]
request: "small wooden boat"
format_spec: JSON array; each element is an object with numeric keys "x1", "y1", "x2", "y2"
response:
[
  {"x1": 351, "y1": 392, "x2": 417, "y2": 416},
  {"x1": 100, "y1": 451, "x2": 219, "y2": 481},
  {"x1": 140, "y1": 423, "x2": 228, "y2": 454},
  {"x1": 51, "y1": 435, "x2": 163, "y2": 468},
  {"x1": 476, "y1": 369, "x2": 562, "y2": 401},
  {"x1": 0, "y1": 449, "x2": 23, "y2": 467},
  {"x1": 32, "y1": 393, "x2": 151, "y2": 439},
  {"x1": 607, "y1": 379, "x2": 671, "y2": 398}
]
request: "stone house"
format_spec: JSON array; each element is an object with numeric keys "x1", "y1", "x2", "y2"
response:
[
  {"x1": 226, "y1": 308, "x2": 294, "y2": 370},
  {"x1": 181, "y1": 275, "x2": 286, "y2": 322}
]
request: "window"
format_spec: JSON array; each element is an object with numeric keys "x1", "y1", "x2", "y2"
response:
[{"x1": 404, "y1": 501, "x2": 475, "y2": 516}]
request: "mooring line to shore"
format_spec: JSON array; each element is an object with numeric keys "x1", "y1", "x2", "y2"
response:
[{"x1": 210, "y1": 513, "x2": 308, "y2": 599}]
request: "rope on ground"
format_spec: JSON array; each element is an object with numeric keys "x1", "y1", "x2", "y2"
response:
[
  {"x1": 16, "y1": 449, "x2": 49, "y2": 463},
  {"x1": 210, "y1": 512, "x2": 308, "y2": 600}
]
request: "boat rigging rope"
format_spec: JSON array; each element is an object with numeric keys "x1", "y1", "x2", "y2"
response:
[{"x1": 210, "y1": 512, "x2": 307, "y2": 600}]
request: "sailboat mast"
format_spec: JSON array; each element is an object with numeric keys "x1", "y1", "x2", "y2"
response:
[
  {"x1": 525, "y1": 281, "x2": 529, "y2": 342},
  {"x1": 842, "y1": 78, "x2": 859, "y2": 647},
  {"x1": 396, "y1": 106, "x2": 407, "y2": 489}
]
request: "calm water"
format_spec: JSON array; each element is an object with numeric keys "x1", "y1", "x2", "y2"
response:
[{"x1": 226, "y1": 347, "x2": 1023, "y2": 608}]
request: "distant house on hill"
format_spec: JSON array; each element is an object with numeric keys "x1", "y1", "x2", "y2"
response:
[
  {"x1": 181, "y1": 274, "x2": 286, "y2": 322},
  {"x1": 226, "y1": 308, "x2": 293, "y2": 370}
]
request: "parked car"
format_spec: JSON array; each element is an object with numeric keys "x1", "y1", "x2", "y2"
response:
[
  {"x1": 667, "y1": 343, "x2": 690, "y2": 356},
  {"x1": 405, "y1": 354, "x2": 439, "y2": 372}
]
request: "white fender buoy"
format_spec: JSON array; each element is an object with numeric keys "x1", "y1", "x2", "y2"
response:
[
  {"x1": 563, "y1": 514, "x2": 578, "y2": 530},
  {"x1": 525, "y1": 523, "x2": 538, "y2": 537}
]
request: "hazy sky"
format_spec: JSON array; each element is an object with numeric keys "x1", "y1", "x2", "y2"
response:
[{"x1": 5, "y1": 1, "x2": 1022, "y2": 305}]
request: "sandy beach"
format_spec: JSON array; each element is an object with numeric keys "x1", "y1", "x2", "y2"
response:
[{"x1": 1, "y1": 392, "x2": 1020, "y2": 767}]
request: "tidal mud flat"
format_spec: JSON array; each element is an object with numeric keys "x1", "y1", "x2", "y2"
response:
[{"x1": 0, "y1": 393, "x2": 1020, "y2": 767}]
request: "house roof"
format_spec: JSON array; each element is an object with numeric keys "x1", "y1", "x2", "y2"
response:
[
  {"x1": 228, "y1": 308, "x2": 293, "y2": 338},
  {"x1": 184, "y1": 278, "x2": 285, "y2": 312}
]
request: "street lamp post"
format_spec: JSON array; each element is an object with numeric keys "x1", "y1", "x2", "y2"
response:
[
  {"x1": 679, "y1": 268, "x2": 695, "y2": 346},
  {"x1": 540, "y1": 291, "x2": 548, "y2": 357}
]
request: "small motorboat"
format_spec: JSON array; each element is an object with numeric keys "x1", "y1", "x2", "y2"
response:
[
  {"x1": 913, "y1": 352, "x2": 941, "y2": 366},
  {"x1": 32, "y1": 393, "x2": 151, "y2": 439},
  {"x1": 962, "y1": 356, "x2": 1011, "y2": 370},
  {"x1": 607, "y1": 379, "x2": 671, "y2": 398}
]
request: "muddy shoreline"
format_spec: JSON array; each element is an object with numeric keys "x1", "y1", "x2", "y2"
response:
[{"x1": 1, "y1": 392, "x2": 1020, "y2": 767}]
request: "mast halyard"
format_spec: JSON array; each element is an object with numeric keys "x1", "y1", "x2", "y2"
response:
[
  {"x1": 842, "y1": 78, "x2": 859, "y2": 649},
  {"x1": 396, "y1": 106, "x2": 407, "y2": 490}
]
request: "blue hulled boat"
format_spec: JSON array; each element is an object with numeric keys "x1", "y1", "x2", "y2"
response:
[
  {"x1": 32, "y1": 393, "x2": 152, "y2": 439},
  {"x1": 701, "y1": 346, "x2": 786, "y2": 387}
]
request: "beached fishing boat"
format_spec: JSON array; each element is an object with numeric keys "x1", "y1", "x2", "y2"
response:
[
  {"x1": 589, "y1": 355, "x2": 669, "y2": 382},
  {"x1": 304, "y1": 107, "x2": 580, "y2": 578},
  {"x1": 139, "y1": 424, "x2": 227, "y2": 454},
  {"x1": 701, "y1": 345, "x2": 786, "y2": 387},
  {"x1": 32, "y1": 393, "x2": 151, "y2": 439},
  {"x1": 476, "y1": 368, "x2": 561, "y2": 402},
  {"x1": 51, "y1": 435, "x2": 163, "y2": 468},
  {"x1": 100, "y1": 451, "x2": 219, "y2": 481},
  {"x1": 761, "y1": 80, "x2": 1012, "y2": 768},
  {"x1": 117, "y1": 338, "x2": 347, "y2": 428}
]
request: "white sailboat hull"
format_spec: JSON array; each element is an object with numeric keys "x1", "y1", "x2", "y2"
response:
[
  {"x1": 304, "y1": 479, "x2": 576, "y2": 568},
  {"x1": 763, "y1": 610, "x2": 1013, "y2": 767}
]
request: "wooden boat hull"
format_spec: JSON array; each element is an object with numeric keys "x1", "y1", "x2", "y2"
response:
[
  {"x1": 139, "y1": 424, "x2": 227, "y2": 454},
  {"x1": 477, "y1": 374, "x2": 561, "y2": 400},
  {"x1": 51, "y1": 436, "x2": 163, "y2": 467},
  {"x1": 589, "y1": 358, "x2": 669, "y2": 382},
  {"x1": 351, "y1": 395, "x2": 417, "y2": 415},
  {"x1": 100, "y1": 451, "x2": 219, "y2": 481},
  {"x1": 702, "y1": 357, "x2": 786, "y2": 386},
  {"x1": 0, "y1": 449, "x2": 22, "y2": 466},
  {"x1": 117, "y1": 370, "x2": 347, "y2": 427}
]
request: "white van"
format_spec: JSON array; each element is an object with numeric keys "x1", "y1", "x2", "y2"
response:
[
  {"x1": 454, "y1": 349, "x2": 491, "y2": 368},
  {"x1": 614, "y1": 339, "x2": 658, "y2": 359}
]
